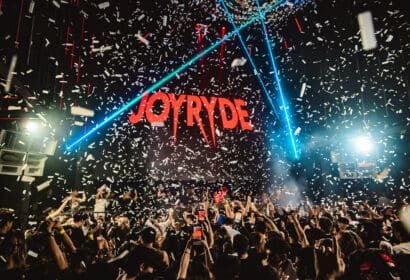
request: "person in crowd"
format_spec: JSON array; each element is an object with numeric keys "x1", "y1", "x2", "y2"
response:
[
  {"x1": 0, "y1": 183, "x2": 408, "y2": 279},
  {"x1": 0, "y1": 208, "x2": 15, "y2": 238},
  {"x1": 94, "y1": 184, "x2": 111, "y2": 219},
  {"x1": 392, "y1": 220, "x2": 410, "y2": 255}
]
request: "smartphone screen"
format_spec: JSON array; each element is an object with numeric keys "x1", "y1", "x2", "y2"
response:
[
  {"x1": 234, "y1": 212, "x2": 242, "y2": 223},
  {"x1": 198, "y1": 210, "x2": 205, "y2": 221},
  {"x1": 193, "y1": 226, "x2": 202, "y2": 240},
  {"x1": 217, "y1": 214, "x2": 226, "y2": 225}
]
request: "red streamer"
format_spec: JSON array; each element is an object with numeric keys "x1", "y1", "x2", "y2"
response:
[
  {"x1": 294, "y1": 18, "x2": 303, "y2": 33},
  {"x1": 81, "y1": 16, "x2": 85, "y2": 41},
  {"x1": 14, "y1": 0, "x2": 24, "y2": 48},
  {"x1": 196, "y1": 23, "x2": 202, "y2": 43},
  {"x1": 87, "y1": 81, "x2": 91, "y2": 96},
  {"x1": 219, "y1": 26, "x2": 226, "y2": 66},
  {"x1": 65, "y1": 25, "x2": 71, "y2": 55},
  {"x1": 0, "y1": 117, "x2": 39, "y2": 121},
  {"x1": 283, "y1": 37, "x2": 289, "y2": 50}
]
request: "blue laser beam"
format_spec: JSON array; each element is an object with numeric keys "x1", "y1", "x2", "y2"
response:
[
  {"x1": 66, "y1": 0, "x2": 285, "y2": 151},
  {"x1": 218, "y1": 0, "x2": 280, "y2": 120},
  {"x1": 255, "y1": 0, "x2": 298, "y2": 158}
]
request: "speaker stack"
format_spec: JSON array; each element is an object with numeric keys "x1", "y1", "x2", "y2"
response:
[{"x1": 0, "y1": 130, "x2": 57, "y2": 176}]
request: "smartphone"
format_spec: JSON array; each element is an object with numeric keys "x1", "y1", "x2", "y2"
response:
[
  {"x1": 198, "y1": 210, "x2": 205, "y2": 222},
  {"x1": 234, "y1": 212, "x2": 242, "y2": 223},
  {"x1": 217, "y1": 214, "x2": 226, "y2": 225},
  {"x1": 192, "y1": 226, "x2": 202, "y2": 245}
]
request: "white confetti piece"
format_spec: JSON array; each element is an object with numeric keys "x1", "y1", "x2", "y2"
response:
[
  {"x1": 71, "y1": 106, "x2": 95, "y2": 117},
  {"x1": 357, "y1": 11, "x2": 377, "y2": 51},
  {"x1": 52, "y1": 0, "x2": 60, "y2": 8},
  {"x1": 27, "y1": 250, "x2": 38, "y2": 258},
  {"x1": 7, "y1": 106, "x2": 22, "y2": 111},
  {"x1": 74, "y1": 121, "x2": 84, "y2": 126},
  {"x1": 231, "y1": 57, "x2": 247, "y2": 68},
  {"x1": 21, "y1": 176, "x2": 35, "y2": 183},
  {"x1": 37, "y1": 179, "x2": 53, "y2": 192},
  {"x1": 299, "y1": 83, "x2": 306, "y2": 98},
  {"x1": 137, "y1": 32, "x2": 149, "y2": 46},
  {"x1": 4, "y1": 55, "x2": 17, "y2": 93},
  {"x1": 29, "y1": 0, "x2": 35, "y2": 14},
  {"x1": 98, "y1": 1, "x2": 110, "y2": 9},
  {"x1": 294, "y1": 127, "x2": 301, "y2": 135}
]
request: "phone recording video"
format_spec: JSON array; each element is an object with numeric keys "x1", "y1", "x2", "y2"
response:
[
  {"x1": 198, "y1": 210, "x2": 205, "y2": 222},
  {"x1": 192, "y1": 226, "x2": 202, "y2": 245}
]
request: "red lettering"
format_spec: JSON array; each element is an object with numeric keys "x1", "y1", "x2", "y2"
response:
[
  {"x1": 130, "y1": 93, "x2": 253, "y2": 147},
  {"x1": 145, "y1": 92, "x2": 170, "y2": 123},
  {"x1": 187, "y1": 95, "x2": 209, "y2": 146},
  {"x1": 129, "y1": 92, "x2": 149, "y2": 124},
  {"x1": 218, "y1": 97, "x2": 238, "y2": 129},
  {"x1": 169, "y1": 94, "x2": 186, "y2": 145},
  {"x1": 234, "y1": 98, "x2": 253, "y2": 130},
  {"x1": 200, "y1": 96, "x2": 218, "y2": 148}
]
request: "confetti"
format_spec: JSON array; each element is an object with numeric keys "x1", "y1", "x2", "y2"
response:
[
  {"x1": 357, "y1": 11, "x2": 378, "y2": 51},
  {"x1": 98, "y1": 1, "x2": 110, "y2": 10}
]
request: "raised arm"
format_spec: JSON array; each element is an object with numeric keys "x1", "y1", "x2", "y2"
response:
[
  {"x1": 48, "y1": 199, "x2": 69, "y2": 219},
  {"x1": 224, "y1": 200, "x2": 234, "y2": 219},
  {"x1": 201, "y1": 237, "x2": 214, "y2": 270},
  {"x1": 203, "y1": 216, "x2": 214, "y2": 248},
  {"x1": 290, "y1": 211, "x2": 309, "y2": 248},
  {"x1": 55, "y1": 220, "x2": 77, "y2": 253},
  {"x1": 177, "y1": 239, "x2": 193, "y2": 280},
  {"x1": 47, "y1": 220, "x2": 69, "y2": 271}
]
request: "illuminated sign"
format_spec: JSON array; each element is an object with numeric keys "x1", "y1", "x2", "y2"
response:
[{"x1": 129, "y1": 92, "x2": 253, "y2": 147}]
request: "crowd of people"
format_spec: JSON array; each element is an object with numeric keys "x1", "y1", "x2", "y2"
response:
[{"x1": 0, "y1": 183, "x2": 409, "y2": 279}]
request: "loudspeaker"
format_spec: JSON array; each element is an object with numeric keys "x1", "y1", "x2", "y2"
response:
[
  {"x1": 338, "y1": 162, "x2": 357, "y2": 179},
  {"x1": 0, "y1": 130, "x2": 57, "y2": 156},
  {"x1": 24, "y1": 154, "x2": 48, "y2": 177},
  {"x1": 338, "y1": 161, "x2": 377, "y2": 179},
  {"x1": 0, "y1": 130, "x2": 55, "y2": 176},
  {"x1": 28, "y1": 138, "x2": 57, "y2": 156},
  {"x1": 356, "y1": 161, "x2": 377, "y2": 178},
  {"x1": 0, "y1": 149, "x2": 27, "y2": 176},
  {"x1": 0, "y1": 130, "x2": 28, "y2": 152}
]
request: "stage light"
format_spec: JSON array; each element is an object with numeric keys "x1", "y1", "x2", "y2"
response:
[
  {"x1": 66, "y1": 0, "x2": 285, "y2": 151},
  {"x1": 354, "y1": 136, "x2": 373, "y2": 154},
  {"x1": 254, "y1": 0, "x2": 298, "y2": 159},
  {"x1": 25, "y1": 121, "x2": 39, "y2": 133}
]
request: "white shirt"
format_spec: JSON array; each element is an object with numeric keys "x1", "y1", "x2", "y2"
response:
[
  {"x1": 393, "y1": 242, "x2": 410, "y2": 255},
  {"x1": 222, "y1": 225, "x2": 240, "y2": 244}
]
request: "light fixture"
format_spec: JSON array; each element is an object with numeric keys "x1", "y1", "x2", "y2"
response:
[
  {"x1": 25, "y1": 121, "x2": 39, "y2": 133},
  {"x1": 353, "y1": 136, "x2": 373, "y2": 154}
]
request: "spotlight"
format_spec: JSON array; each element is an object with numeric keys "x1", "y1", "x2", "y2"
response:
[
  {"x1": 354, "y1": 136, "x2": 373, "y2": 154},
  {"x1": 25, "y1": 121, "x2": 39, "y2": 133}
]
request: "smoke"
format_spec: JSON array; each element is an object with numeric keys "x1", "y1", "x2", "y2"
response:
[{"x1": 270, "y1": 157, "x2": 309, "y2": 208}]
